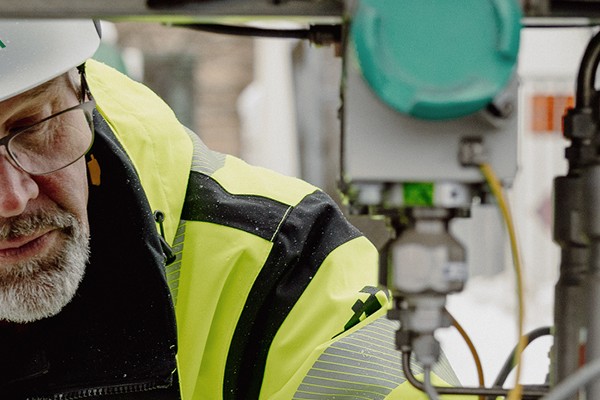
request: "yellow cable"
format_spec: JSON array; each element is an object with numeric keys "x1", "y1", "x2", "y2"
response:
[
  {"x1": 479, "y1": 163, "x2": 526, "y2": 400},
  {"x1": 447, "y1": 309, "x2": 486, "y2": 400}
]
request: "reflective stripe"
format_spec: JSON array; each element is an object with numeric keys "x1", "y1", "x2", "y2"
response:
[
  {"x1": 295, "y1": 318, "x2": 404, "y2": 399},
  {"x1": 165, "y1": 220, "x2": 186, "y2": 305},
  {"x1": 166, "y1": 128, "x2": 221, "y2": 306},
  {"x1": 184, "y1": 127, "x2": 226, "y2": 176},
  {"x1": 294, "y1": 317, "x2": 460, "y2": 399}
]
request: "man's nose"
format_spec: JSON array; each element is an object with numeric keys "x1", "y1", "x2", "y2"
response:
[{"x1": 0, "y1": 152, "x2": 39, "y2": 218}]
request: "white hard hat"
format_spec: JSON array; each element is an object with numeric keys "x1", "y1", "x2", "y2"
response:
[{"x1": 0, "y1": 19, "x2": 101, "y2": 102}]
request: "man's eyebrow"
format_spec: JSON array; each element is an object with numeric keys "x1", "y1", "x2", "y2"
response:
[
  {"x1": 24, "y1": 78, "x2": 63, "y2": 101},
  {"x1": 0, "y1": 79, "x2": 65, "y2": 129},
  {"x1": 6, "y1": 75, "x2": 72, "y2": 116},
  {"x1": 16, "y1": 71, "x2": 75, "y2": 104}
]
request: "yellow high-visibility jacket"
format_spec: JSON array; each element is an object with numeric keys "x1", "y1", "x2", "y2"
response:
[{"x1": 78, "y1": 59, "x2": 459, "y2": 399}]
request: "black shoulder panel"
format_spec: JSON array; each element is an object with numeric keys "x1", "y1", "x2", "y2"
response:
[{"x1": 181, "y1": 171, "x2": 290, "y2": 241}]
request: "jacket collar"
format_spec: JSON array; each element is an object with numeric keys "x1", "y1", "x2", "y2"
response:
[{"x1": 85, "y1": 59, "x2": 193, "y2": 247}]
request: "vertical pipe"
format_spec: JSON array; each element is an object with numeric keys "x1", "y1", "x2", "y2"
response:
[
  {"x1": 554, "y1": 29, "x2": 600, "y2": 399},
  {"x1": 576, "y1": 31, "x2": 600, "y2": 109},
  {"x1": 584, "y1": 165, "x2": 600, "y2": 399},
  {"x1": 552, "y1": 175, "x2": 588, "y2": 391}
]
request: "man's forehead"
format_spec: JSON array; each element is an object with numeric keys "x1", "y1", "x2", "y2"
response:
[{"x1": 0, "y1": 74, "x2": 71, "y2": 112}]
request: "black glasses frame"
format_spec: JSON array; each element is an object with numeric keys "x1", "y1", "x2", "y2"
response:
[{"x1": 0, "y1": 99, "x2": 96, "y2": 175}]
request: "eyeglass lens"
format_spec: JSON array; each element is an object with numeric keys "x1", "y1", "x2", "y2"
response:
[{"x1": 8, "y1": 106, "x2": 94, "y2": 175}]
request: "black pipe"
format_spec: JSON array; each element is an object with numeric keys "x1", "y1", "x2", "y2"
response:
[
  {"x1": 401, "y1": 351, "x2": 548, "y2": 399},
  {"x1": 576, "y1": 30, "x2": 600, "y2": 109}
]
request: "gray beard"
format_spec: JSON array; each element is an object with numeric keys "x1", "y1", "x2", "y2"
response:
[{"x1": 0, "y1": 210, "x2": 90, "y2": 323}]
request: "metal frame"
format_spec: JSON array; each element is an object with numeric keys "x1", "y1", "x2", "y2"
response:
[
  {"x1": 2, "y1": 0, "x2": 600, "y2": 21},
  {"x1": 0, "y1": 0, "x2": 343, "y2": 21}
]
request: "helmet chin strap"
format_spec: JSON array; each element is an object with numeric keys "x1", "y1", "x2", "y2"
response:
[{"x1": 77, "y1": 64, "x2": 93, "y2": 103}]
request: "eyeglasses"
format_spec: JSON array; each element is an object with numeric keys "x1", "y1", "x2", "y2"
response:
[{"x1": 0, "y1": 99, "x2": 95, "y2": 175}]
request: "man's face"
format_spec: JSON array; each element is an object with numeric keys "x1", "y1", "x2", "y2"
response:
[{"x1": 0, "y1": 74, "x2": 91, "y2": 323}]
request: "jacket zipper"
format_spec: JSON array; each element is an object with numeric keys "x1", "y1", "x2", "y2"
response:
[{"x1": 26, "y1": 378, "x2": 172, "y2": 400}]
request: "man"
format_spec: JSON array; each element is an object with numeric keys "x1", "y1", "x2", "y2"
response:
[{"x1": 0, "y1": 19, "x2": 458, "y2": 399}]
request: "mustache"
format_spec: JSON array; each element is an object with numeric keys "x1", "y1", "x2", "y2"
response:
[{"x1": 0, "y1": 210, "x2": 77, "y2": 241}]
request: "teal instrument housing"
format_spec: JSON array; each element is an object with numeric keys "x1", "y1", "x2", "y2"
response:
[{"x1": 351, "y1": 0, "x2": 522, "y2": 120}]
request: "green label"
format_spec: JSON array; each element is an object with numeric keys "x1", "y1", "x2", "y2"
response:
[
  {"x1": 0, "y1": 39, "x2": 5, "y2": 49},
  {"x1": 403, "y1": 182, "x2": 434, "y2": 206}
]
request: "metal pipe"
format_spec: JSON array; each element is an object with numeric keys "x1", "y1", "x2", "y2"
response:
[
  {"x1": 494, "y1": 326, "x2": 553, "y2": 388},
  {"x1": 583, "y1": 165, "x2": 600, "y2": 399},
  {"x1": 576, "y1": 30, "x2": 600, "y2": 109},
  {"x1": 552, "y1": 175, "x2": 588, "y2": 390},
  {"x1": 401, "y1": 351, "x2": 548, "y2": 399},
  {"x1": 556, "y1": 28, "x2": 600, "y2": 400}
]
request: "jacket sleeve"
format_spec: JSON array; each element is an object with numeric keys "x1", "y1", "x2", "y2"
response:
[{"x1": 174, "y1": 131, "x2": 461, "y2": 399}]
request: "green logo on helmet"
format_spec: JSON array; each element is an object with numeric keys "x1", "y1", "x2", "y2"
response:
[{"x1": 0, "y1": 39, "x2": 5, "y2": 49}]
